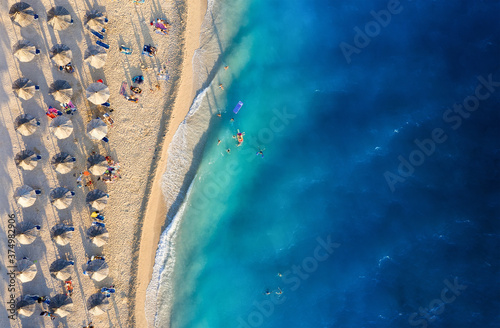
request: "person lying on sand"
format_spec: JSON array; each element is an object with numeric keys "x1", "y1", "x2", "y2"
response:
[{"x1": 65, "y1": 280, "x2": 73, "y2": 296}]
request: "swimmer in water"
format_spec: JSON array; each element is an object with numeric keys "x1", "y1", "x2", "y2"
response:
[
  {"x1": 277, "y1": 272, "x2": 282, "y2": 277},
  {"x1": 224, "y1": 65, "x2": 229, "y2": 70},
  {"x1": 226, "y1": 148, "x2": 231, "y2": 153},
  {"x1": 276, "y1": 287, "x2": 283, "y2": 295},
  {"x1": 230, "y1": 118, "x2": 234, "y2": 122},
  {"x1": 217, "y1": 113, "x2": 221, "y2": 117},
  {"x1": 264, "y1": 289, "x2": 271, "y2": 295},
  {"x1": 217, "y1": 139, "x2": 221, "y2": 145},
  {"x1": 219, "y1": 84, "x2": 224, "y2": 90}
]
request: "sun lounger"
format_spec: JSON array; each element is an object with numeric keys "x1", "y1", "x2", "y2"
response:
[
  {"x1": 96, "y1": 40, "x2": 109, "y2": 49},
  {"x1": 91, "y1": 30, "x2": 104, "y2": 40},
  {"x1": 119, "y1": 46, "x2": 132, "y2": 54}
]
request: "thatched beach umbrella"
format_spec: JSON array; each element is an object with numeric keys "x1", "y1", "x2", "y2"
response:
[
  {"x1": 50, "y1": 44, "x2": 72, "y2": 66},
  {"x1": 9, "y1": 2, "x2": 37, "y2": 27},
  {"x1": 84, "y1": 10, "x2": 108, "y2": 31},
  {"x1": 84, "y1": 45, "x2": 107, "y2": 69},
  {"x1": 51, "y1": 224, "x2": 74, "y2": 245},
  {"x1": 12, "y1": 78, "x2": 38, "y2": 100},
  {"x1": 87, "y1": 154, "x2": 108, "y2": 175},
  {"x1": 15, "y1": 222, "x2": 40, "y2": 245},
  {"x1": 49, "y1": 187, "x2": 74, "y2": 209},
  {"x1": 13, "y1": 40, "x2": 39, "y2": 62},
  {"x1": 87, "y1": 118, "x2": 108, "y2": 140},
  {"x1": 50, "y1": 116, "x2": 73, "y2": 139},
  {"x1": 49, "y1": 294, "x2": 73, "y2": 317},
  {"x1": 47, "y1": 6, "x2": 73, "y2": 31},
  {"x1": 15, "y1": 185, "x2": 39, "y2": 208},
  {"x1": 86, "y1": 82, "x2": 109, "y2": 105},
  {"x1": 49, "y1": 259, "x2": 74, "y2": 281},
  {"x1": 14, "y1": 114, "x2": 39, "y2": 136},
  {"x1": 49, "y1": 80, "x2": 72, "y2": 103},
  {"x1": 84, "y1": 259, "x2": 109, "y2": 281},
  {"x1": 15, "y1": 149, "x2": 40, "y2": 170},
  {"x1": 17, "y1": 258, "x2": 37, "y2": 282},
  {"x1": 16, "y1": 295, "x2": 37, "y2": 317},
  {"x1": 51, "y1": 152, "x2": 76, "y2": 174},
  {"x1": 86, "y1": 189, "x2": 108, "y2": 210},
  {"x1": 87, "y1": 293, "x2": 109, "y2": 316},
  {"x1": 87, "y1": 225, "x2": 109, "y2": 247}
]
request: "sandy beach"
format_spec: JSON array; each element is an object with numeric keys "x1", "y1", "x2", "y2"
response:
[{"x1": 0, "y1": 0, "x2": 206, "y2": 327}]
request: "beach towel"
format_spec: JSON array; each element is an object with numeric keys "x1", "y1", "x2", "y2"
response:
[
  {"x1": 46, "y1": 107, "x2": 62, "y2": 119},
  {"x1": 119, "y1": 82, "x2": 128, "y2": 97}
]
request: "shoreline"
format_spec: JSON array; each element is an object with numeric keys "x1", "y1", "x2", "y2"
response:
[{"x1": 133, "y1": 0, "x2": 208, "y2": 327}]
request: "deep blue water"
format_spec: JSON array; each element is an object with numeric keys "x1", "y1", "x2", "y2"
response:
[{"x1": 163, "y1": 0, "x2": 500, "y2": 327}]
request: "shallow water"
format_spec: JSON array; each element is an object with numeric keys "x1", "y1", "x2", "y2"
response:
[{"x1": 152, "y1": 0, "x2": 500, "y2": 327}]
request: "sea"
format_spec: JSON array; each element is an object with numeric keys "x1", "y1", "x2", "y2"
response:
[{"x1": 146, "y1": 0, "x2": 500, "y2": 327}]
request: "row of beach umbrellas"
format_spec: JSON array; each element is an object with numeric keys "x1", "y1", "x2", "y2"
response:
[
  {"x1": 16, "y1": 293, "x2": 74, "y2": 317},
  {"x1": 13, "y1": 74, "x2": 109, "y2": 105},
  {"x1": 15, "y1": 151, "x2": 108, "y2": 175},
  {"x1": 18, "y1": 223, "x2": 108, "y2": 248},
  {"x1": 16, "y1": 292, "x2": 109, "y2": 317},
  {"x1": 13, "y1": 115, "x2": 108, "y2": 139},
  {"x1": 10, "y1": 3, "x2": 106, "y2": 31},
  {"x1": 13, "y1": 40, "x2": 107, "y2": 69},
  {"x1": 15, "y1": 185, "x2": 109, "y2": 210}
]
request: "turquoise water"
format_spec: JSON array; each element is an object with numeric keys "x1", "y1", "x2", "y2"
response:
[{"x1": 155, "y1": 0, "x2": 500, "y2": 327}]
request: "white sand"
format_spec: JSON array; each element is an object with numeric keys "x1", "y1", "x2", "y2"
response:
[{"x1": 0, "y1": 0, "x2": 205, "y2": 327}]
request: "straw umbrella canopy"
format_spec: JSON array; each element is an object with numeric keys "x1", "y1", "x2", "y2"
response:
[
  {"x1": 87, "y1": 118, "x2": 108, "y2": 140},
  {"x1": 49, "y1": 80, "x2": 72, "y2": 103},
  {"x1": 50, "y1": 116, "x2": 73, "y2": 139},
  {"x1": 50, "y1": 44, "x2": 72, "y2": 66},
  {"x1": 84, "y1": 45, "x2": 108, "y2": 69},
  {"x1": 49, "y1": 259, "x2": 74, "y2": 281},
  {"x1": 14, "y1": 114, "x2": 39, "y2": 136},
  {"x1": 87, "y1": 154, "x2": 108, "y2": 175},
  {"x1": 87, "y1": 225, "x2": 109, "y2": 247},
  {"x1": 84, "y1": 10, "x2": 108, "y2": 31},
  {"x1": 51, "y1": 152, "x2": 76, "y2": 174},
  {"x1": 13, "y1": 40, "x2": 38, "y2": 62},
  {"x1": 86, "y1": 189, "x2": 108, "y2": 210},
  {"x1": 86, "y1": 82, "x2": 110, "y2": 105},
  {"x1": 16, "y1": 295, "x2": 37, "y2": 317},
  {"x1": 85, "y1": 259, "x2": 109, "y2": 281},
  {"x1": 9, "y1": 2, "x2": 37, "y2": 27},
  {"x1": 15, "y1": 222, "x2": 40, "y2": 245},
  {"x1": 47, "y1": 6, "x2": 73, "y2": 31},
  {"x1": 12, "y1": 78, "x2": 38, "y2": 100},
  {"x1": 15, "y1": 149, "x2": 40, "y2": 170},
  {"x1": 87, "y1": 293, "x2": 109, "y2": 316},
  {"x1": 51, "y1": 224, "x2": 74, "y2": 245},
  {"x1": 15, "y1": 185, "x2": 38, "y2": 208},
  {"x1": 49, "y1": 187, "x2": 74, "y2": 209},
  {"x1": 49, "y1": 294, "x2": 73, "y2": 317},
  {"x1": 17, "y1": 258, "x2": 37, "y2": 283}
]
